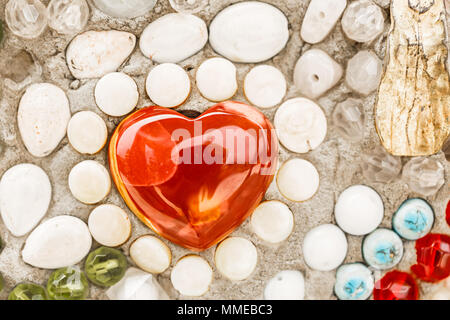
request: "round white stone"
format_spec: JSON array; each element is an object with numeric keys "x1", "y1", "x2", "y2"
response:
[
  {"x1": 95, "y1": 72, "x2": 139, "y2": 117},
  {"x1": 146, "y1": 63, "x2": 191, "y2": 108},
  {"x1": 335, "y1": 185, "x2": 384, "y2": 236},
  {"x1": 67, "y1": 111, "x2": 108, "y2": 154},
  {"x1": 303, "y1": 224, "x2": 348, "y2": 271},
  {"x1": 301, "y1": 0, "x2": 348, "y2": 44},
  {"x1": 215, "y1": 237, "x2": 258, "y2": 281},
  {"x1": 346, "y1": 50, "x2": 382, "y2": 96},
  {"x1": 139, "y1": 13, "x2": 208, "y2": 63},
  {"x1": 251, "y1": 201, "x2": 294, "y2": 244},
  {"x1": 209, "y1": 1, "x2": 289, "y2": 63},
  {"x1": 18, "y1": 83, "x2": 71, "y2": 158},
  {"x1": 277, "y1": 159, "x2": 320, "y2": 202},
  {"x1": 68, "y1": 160, "x2": 111, "y2": 204},
  {"x1": 130, "y1": 235, "x2": 172, "y2": 274},
  {"x1": 22, "y1": 215, "x2": 92, "y2": 269},
  {"x1": 293, "y1": 49, "x2": 343, "y2": 99},
  {"x1": 0, "y1": 164, "x2": 51, "y2": 237},
  {"x1": 244, "y1": 65, "x2": 287, "y2": 109},
  {"x1": 196, "y1": 57, "x2": 237, "y2": 102},
  {"x1": 341, "y1": 0, "x2": 385, "y2": 43},
  {"x1": 264, "y1": 270, "x2": 305, "y2": 300},
  {"x1": 88, "y1": 204, "x2": 131, "y2": 247},
  {"x1": 171, "y1": 255, "x2": 213, "y2": 296},
  {"x1": 274, "y1": 98, "x2": 327, "y2": 153}
]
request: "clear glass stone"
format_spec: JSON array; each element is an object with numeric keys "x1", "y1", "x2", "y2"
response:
[
  {"x1": 402, "y1": 157, "x2": 445, "y2": 196},
  {"x1": 0, "y1": 49, "x2": 36, "y2": 84},
  {"x1": 332, "y1": 98, "x2": 365, "y2": 141},
  {"x1": 169, "y1": 0, "x2": 208, "y2": 14},
  {"x1": 361, "y1": 146, "x2": 402, "y2": 183},
  {"x1": 341, "y1": 0, "x2": 385, "y2": 43},
  {"x1": 93, "y1": 0, "x2": 157, "y2": 18},
  {"x1": 47, "y1": 0, "x2": 89, "y2": 35},
  {"x1": 346, "y1": 50, "x2": 382, "y2": 95},
  {"x1": 5, "y1": 0, "x2": 47, "y2": 39}
]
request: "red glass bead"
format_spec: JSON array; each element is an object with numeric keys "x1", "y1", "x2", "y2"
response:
[
  {"x1": 446, "y1": 200, "x2": 450, "y2": 227},
  {"x1": 373, "y1": 270, "x2": 419, "y2": 300},
  {"x1": 109, "y1": 102, "x2": 278, "y2": 251},
  {"x1": 410, "y1": 233, "x2": 450, "y2": 283}
]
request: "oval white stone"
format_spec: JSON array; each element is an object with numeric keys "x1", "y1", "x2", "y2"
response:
[
  {"x1": 264, "y1": 270, "x2": 305, "y2": 300},
  {"x1": 18, "y1": 83, "x2": 71, "y2": 158},
  {"x1": 293, "y1": 49, "x2": 343, "y2": 99},
  {"x1": 215, "y1": 237, "x2": 257, "y2": 281},
  {"x1": 88, "y1": 204, "x2": 131, "y2": 247},
  {"x1": 244, "y1": 65, "x2": 286, "y2": 109},
  {"x1": 209, "y1": 1, "x2": 289, "y2": 63},
  {"x1": 0, "y1": 164, "x2": 51, "y2": 237},
  {"x1": 146, "y1": 63, "x2": 191, "y2": 108},
  {"x1": 95, "y1": 72, "x2": 139, "y2": 117},
  {"x1": 171, "y1": 255, "x2": 212, "y2": 297},
  {"x1": 68, "y1": 160, "x2": 111, "y2": 204},
  {"x1": 67, "y1": 111, "x2": 108, "y2": 154},
  {"x1": 196, "y1": 57, "x2": 237, "y2": 102},
  {"x1": 301, "y1": 0, "x2": 347, "y2": 44},
  {"x1": 66, "y1": 30, "x2": 136, "y2": 79},
  {"x1": 139, "y1": 13, "x2": 208, "y2": 63},
  {"x1": 251, "y1": 201, "x2": 294, "y2": 244},
  {"x1": 335, "y1": 185, "x2": 384, "y2": 236},
  {"x1": 277, "y1": 159, "x2": 320, "y2": 202},
  {"x1": 303, "y1": 224, "x2": 348, "y2": 271},
  {"x1": 130, "y1": 235, "x2": 172, "y2": 274},
  {"x1": 346, "y1": 50, "x2": 382, "y2": 96},
  {"x1": 22, "y1": 215, "x2": 92, "y2": 269},
  {"x1": 274, "y1": 98, "x2": 327, "y2": 153}
]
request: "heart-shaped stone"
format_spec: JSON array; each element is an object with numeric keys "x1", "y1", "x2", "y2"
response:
[{"x1": 109, "y1": 101, "x2": 278, "y2": 251}]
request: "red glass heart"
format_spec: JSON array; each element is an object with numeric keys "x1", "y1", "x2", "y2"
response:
[
  {"x1": 373, "y1": 270, "x2": 419, "y2": 300},
  {"x1": 109, "y1": 102, "x2": 278, "y2": 251},
  {"x1": 446, "y1": 200, "x2": 450, "y2": 227}
]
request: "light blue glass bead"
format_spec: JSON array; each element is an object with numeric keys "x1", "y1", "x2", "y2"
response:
[
  {"x1": 362, "y1": 228, "x2": 403, "y2": 270},
  {"x1": 393, "y1": 198, "x2": 434, "y2": 240},
  {"x1": 334, "y1": 263, "x2": 374, "y2": 300}
]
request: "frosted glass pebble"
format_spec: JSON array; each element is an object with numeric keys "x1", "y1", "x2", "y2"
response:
[
  {"x1": 171, "y1": 255, "x2": 212, "y2": 296},
  {"x1": 276, "y1": 159, "x2": 319, "y2": 202},
  {"x1": 332, "y1": 98, "x2": 365, "y2": 142},
  {"x1": 88, "y1": 204, "x2": 131, "y2": 247},
  {"x1": 169, "y1": 0, "x2": 208, "y2": 14},
  {"x1": 244, "y1": 65, "x2": 286, "y2": 109},
  {"x1": 130, "y1": 235, "x2": 172, "y2": 274},
  {"x1": 93, "y1": 0, "x2": 157, "y2": 18},
  {"x1": 5, "y1": 0, "x2": 47, "y2": 39},
  {"x1": 392, "y1": 198, "x2": 434, "y2": 241},
  {"x1": 47, "y1": 0, "x2": 89, "y2": 35},
  {"x1": 67, "y1": 111, "x2": 108, "y2": 154},
  {"x1": 303, "y1": 224, "x2": 348, "y2": 271},
  {"x1": 251, "y1": 201, "x2": 294, "y2": 244},
  {"x1": 95, "y1": 72, "x2": 139, "y2": 117},
  {"x1": 362, "y1": 228, "x2": 403, "y2": 270},
  {"x1": 196, "y1": 58, "x2": 237, "y2": 102},
  {"x1": 215, "y1": 237, "x2": 257, "y2": 281},
  {"x1": 68, "y1": 160, "x2": 111, "y2": 204},
  {"x1": 346, "y1": 50, "x2": 382, "y2": 96},
  {"x1": 146, "y1": 63, "x2": 191, "y2": 108},
  {"x1": 402, "y1": 157, "x2": 445, "y2": 197},
  {"x1": 334, "y1": 263, "x2": 374, "y2": 300},
  {"x1": 264, "y1": 270, "x2": 305, "y2": 300}
]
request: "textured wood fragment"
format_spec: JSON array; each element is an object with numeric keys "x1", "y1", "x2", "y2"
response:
[{"x1": 375, "y1": 0, "x2": 450, "y2": 156}]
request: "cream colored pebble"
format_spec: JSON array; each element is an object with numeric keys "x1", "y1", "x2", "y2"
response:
[
  {"x1": 67, "y1": 111, "x2": 108, "y2": 154},
  {"x1": 244, "y1": 65, "x2": 286, "y2": 109},
  {"x1": 251, "y1": 201, "x2": 294, "y2": 244},
  {"x1": 88, "y1": 204, "x2": 131, "y2": 247},
  {"x1": 171, "y1": 255, "x2": 213, "y2": 297},
  {"x1": 130, "y1": 235, "x2": 172, "y2": 274},
  {"x1": 196, "y1": 57, "x2": 237, "y2": 102}
]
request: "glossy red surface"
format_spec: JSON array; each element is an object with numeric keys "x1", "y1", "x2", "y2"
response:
[
  {"x1": 411, "y1": 233, "x2": 450, "y2": 283},
  {"x1": 109, "y1": 102, "x2": 277, "y2": 251},
  {"x1": 446, "y1": 200, "x2": 450, "y2": 227},
  {"x1": 373, "y1": 270, "x2": 419, "y2": 300}
]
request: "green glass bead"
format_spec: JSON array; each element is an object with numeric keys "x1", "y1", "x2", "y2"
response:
[
  {"x1": 85, "y1": 247, "x2": 127, "y2": 287},
  {"x1": 8, "y1": 283, "x2": 47, "y2": 300},
  {"x1": 47, "y1": 266, "x2": 89, "y2": 300}
]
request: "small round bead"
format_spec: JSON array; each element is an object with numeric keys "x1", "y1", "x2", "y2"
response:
[
  {"x1": 47, "y1": 266, "x2": 89, "y2": 300},
  {"x1": 85, "y1": 247, "x2": 128, "y2": 287},
  {"x1": 196, "y1": 57, "x2": 237, "y2": 102},
  {"x1": 67, "y1": 111, "x2": 108, "y2": 155},
  {"x1": 171, "y1": 255, "x2": 212, "y2": 297},
  {"x1": 88, "y1": 204, "x2": 131, "y2": 247},
  {"x1": 215, "y1": 237, "x2": 257, "y2": 281},
  {"x1": 334, "y1": 263, "x2": 374, "y2": 300},
  {"x1": 130, "y1": 235, "x2": 172, "y2": 274},
  {"x1": 244, "y1": 65, "x2": 286, "y2": 109},
  {"x1": 251, "y1": 201, "x2": 294, "y2": 244},
  {"x1": 8, "y1": 283, "x2": 47, "y2": 300},
  {"x1": 362, "y1": 228, "x2": 403, "y2": 270},
  {"x1": 393, "y1": 198, "x2": 435, "y2": 240},
  {"x1": 264, "y1": 270, "x2": 305, "y2": 300},
  {"x1": 345, "y1": 50, "x2": 382, "y2": 96}
]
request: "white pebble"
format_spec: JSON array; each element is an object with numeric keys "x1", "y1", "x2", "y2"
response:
[
  {"x1": 264, "y1": 270, "x2": 305, "y2": 300},
  {"x1": 301, "y1": 0, "x2": 347, "y2": 44},
  {"x1": 274, "y1": 98, "x2": 327, "y2": 153},
  {"x1": 146, "y1": 63, "x2": 191, "y2": 108},
  {"x1": 95, "y1": 72, "x2": 139, "y2": 117},
  {"x1": 22, "y1": 215, "x2": 92, "y2": 269},
  {"x1": 251, "y1": 201, "x2": 294, "y2": 244},
  {"x1": 0, "y1": 164, "x2": 51, "y2": 237},
  {"x1": 335, "y1": 185, "x2": 384, "y2": 236},
  {"x1": 209, "y1": 1, "x2": 289, "y2": 63},
  {"x1": 18, "y1": 83, "x2": 71, "y2": 158},
  {"x1": 130, "y1": 235, "x2": 172, "y2": 274},
  {"x1": 277, "y1": 159, "x2": 319, "y2": 202},
  {"x1": 68, "y1": 160, "x2": 111, "y2": 204},
  {"x1": 171, "y1": 255, "x2": 213, "y2": 297},
  {"x1": 346, "y1": 50, "x2": 382, "y2": 95},
  {"x1": 196, "y1": 57, "x2": 237, "y2": 102},
  {"x1": 88, "y1": 204, "x2": 131, "y2": 247},
  {"x1": 214, "y1": 237, "x2": 257, "y2": 281},
  {"x1": 67, "y1": 111, "x2": 108, "y2": 154},
  {"x1": 66, "y1": 30, "x2": 136, "y2": 79},
  {"x1": 303, "y1": 224, "x2": 348, "y2": 271},
  {"x1": 139, "y1": 13, "x2": 207, "y2": 63},
  {"x1": 244, "y1": 65, "x2": 286, "y2": 109},
  {"x1": 293, "y1": 49, "x2": 343, "y2": 99}
]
